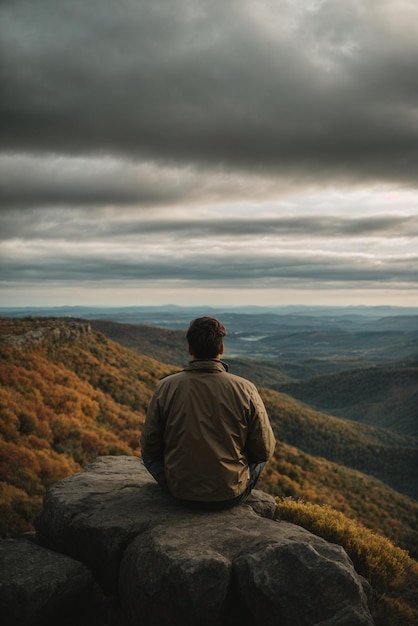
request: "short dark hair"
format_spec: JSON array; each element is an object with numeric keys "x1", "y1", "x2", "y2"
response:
[{"x1": 186, "y1": 316, "x2": 226, "y2": 359}]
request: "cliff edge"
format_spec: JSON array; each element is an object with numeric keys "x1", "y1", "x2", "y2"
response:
[
  {"x1": 1, "y1": 456, "x2": 375, "y2": 625},
  {"x1": 0, "y1": 318, "x2": 91, "y2": 349}
]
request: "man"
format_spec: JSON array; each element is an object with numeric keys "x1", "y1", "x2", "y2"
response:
[{"x1": 141, "y1": 315, "x2": 276, "y2": 509}]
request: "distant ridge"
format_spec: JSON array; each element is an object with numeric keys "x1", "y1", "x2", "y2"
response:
[{"x1": 2, "y1": 304, "x2": 418, "y2": 319}]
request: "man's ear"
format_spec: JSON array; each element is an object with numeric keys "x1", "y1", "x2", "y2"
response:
[
  {"x1": 188, "y1": 345, "x2": 194, "y2": 357},
  {"x1": 219, "y1": 343, "x2": 224, "y2": 355}
]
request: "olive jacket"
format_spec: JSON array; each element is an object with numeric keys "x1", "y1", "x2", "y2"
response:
[{"x1": 141, "y1": 359, "x2": 276, "y2": 502}]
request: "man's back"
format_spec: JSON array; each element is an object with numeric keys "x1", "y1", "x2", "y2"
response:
[
  {"x1": 142, "y1": 359, "x2": 275, "y2": 502},
  {"x1": 141, "y1": 315, "x2": 276, "y2": 507}
]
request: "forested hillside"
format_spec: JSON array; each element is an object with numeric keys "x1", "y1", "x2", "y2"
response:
[
  {"x1": 0, "y1": 317, "x2": 176, "y2": 536},
  {"x1": 261, "y1": 387, "x2": 418, "y2": 499},
  {"x1": 274, "y1": 364, "x2": 418, "y2": 437},
  {"x1": 1, "y1": 316, "x2": 417, "y2": 563},
  {"x1": 89, "y1": 319, "x2": 188, "y2": 367}
]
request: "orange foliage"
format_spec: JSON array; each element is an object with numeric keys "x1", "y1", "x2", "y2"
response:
[
  {"x1": 0, "y1": 481, "x2": 42, "y2": 537},
  {"x1": 0, "y1": 318, "x2": 176, "y2": 538}
]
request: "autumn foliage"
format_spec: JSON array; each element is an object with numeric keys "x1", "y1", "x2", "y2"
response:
[{"x1": 0, "y1": 317, "x2": 176, "y2": 537}]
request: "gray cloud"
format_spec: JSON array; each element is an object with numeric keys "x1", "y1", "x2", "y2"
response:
[
  {"x1": 2, "y1": 249, "x2": 417, "y2": 287},
  {"x1": 0, "y1": 155, "x2": 196, "y2": 209},
  {"x1": 1, "y1": 0, "x2": 418, "y2": 185},
  {"x1": 0, "y1": 154, "x2": 289, "y2": 211},
  {"x1": 1, "y1": 210, "x2": 417, "y2": 241}
]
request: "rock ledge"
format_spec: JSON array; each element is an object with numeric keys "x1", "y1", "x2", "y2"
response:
[{"x1": 1, "y1": 456, "x2": 375, "y2": 625}]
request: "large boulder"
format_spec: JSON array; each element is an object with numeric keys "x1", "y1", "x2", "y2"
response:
[
  {"x1": 32, "y1": 455, "x2": 374, "y2": 625},
  {"x1": 0, "y1": 538, "x2": 99, "y2": 626}
]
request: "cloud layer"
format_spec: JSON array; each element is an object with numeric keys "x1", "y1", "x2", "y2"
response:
[{"x1": 1, "y1": 0, "x2": 417, "y2": 305}]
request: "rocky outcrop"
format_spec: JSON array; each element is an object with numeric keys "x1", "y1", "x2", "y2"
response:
[
  {"x1": 1, "y1": 456, "x2": 375, "y2": 626},
  {"x1": 0, "y1": 538, "x2": 101, "y2": 626},
  {"x1": 0, "y1": 319, "x2": 91, "y2": 349}
]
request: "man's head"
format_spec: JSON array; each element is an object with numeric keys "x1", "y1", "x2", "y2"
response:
[{"x1": 186, "y1": 316, "x2": 226, "y2": 359}]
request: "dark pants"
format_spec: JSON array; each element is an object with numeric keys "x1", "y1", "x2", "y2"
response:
[{"x1": 142, "y1": 451, "x2": 265, "y2": 510}]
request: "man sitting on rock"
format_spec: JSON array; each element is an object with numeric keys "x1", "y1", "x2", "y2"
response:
[{"x1": 141, "y1": 315, "x2": 276, "y2": 510}]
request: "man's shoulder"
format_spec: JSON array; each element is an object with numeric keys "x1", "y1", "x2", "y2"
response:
[
  {"x1": 156, "y1": 365, "x2": 257, "y2": 392},
  {"x1": 156, "y1": 369, "x2": 194, "y2": 392},
  {"x1": 223, "y1": 370, "x2": 257, "y2": 391},
  {"x1": 157, "y1": 370, "x2": 185, "y2": 385}
]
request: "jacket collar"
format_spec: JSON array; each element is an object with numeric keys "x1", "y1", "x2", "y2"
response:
[{"x1": 184, "y1": 359, "x2": 229, "y2": 373}]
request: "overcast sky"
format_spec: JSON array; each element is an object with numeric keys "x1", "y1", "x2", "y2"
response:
[{"x1": 1, "y1": 0, "x2": 417, "y2": 308}]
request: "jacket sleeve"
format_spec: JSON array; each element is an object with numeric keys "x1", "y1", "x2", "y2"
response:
[
  {"x1": 140, "y1": 385, "x2": 165, "y2": 459},
  {"x1": 245, "y1": 386, "x2": 276, "y2": 463}
]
